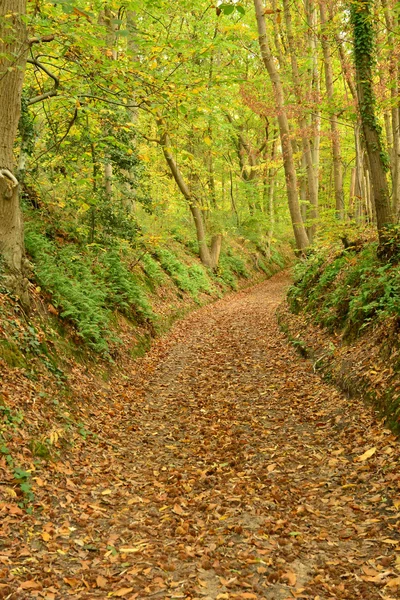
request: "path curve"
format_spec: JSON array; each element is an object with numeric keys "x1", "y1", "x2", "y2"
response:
[{"x1": 8, "y1": 273, "x2": 400, "y2": 599}]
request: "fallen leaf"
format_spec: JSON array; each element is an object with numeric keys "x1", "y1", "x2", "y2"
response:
[
  {"x1": 64, "y1": 577, "x2": 81, "y2": 588},
  {"x1": 112, "y1": 588, "x2": 134, "y2": 597},
  {"x1": 282, "y1": 571, "x2": 297, "y2": 586},
  {"x1": 20, "y1": 580, "x2": 41, "y2": 590},
  {"x1": 96, "y1": 575, "x2": 108, "y2": 588},
  {"x1": 356, "y1": 447, "x2": 377, "y2": 462},
  {"x1": 173, "y1": 504, "x2": 187, "y2": 515}
]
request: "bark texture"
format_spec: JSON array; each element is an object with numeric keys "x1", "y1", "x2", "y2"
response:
[
  {"x1": 159, "y1": 124, "x2": 221, "y2": 269},
  {"x1": 283, "y1": 0, "x2": 318, "y2": 240},
  {"x1": 320, "y1": 1, "x2": 344, "y2": 220},
  {"x1": 253, "y1": 0, "x2": 309, "y2": 251},
  {"x1": 351, "y1": 0, "x2": 393, "y2": 243},
  {"x1": 0, "y1": 1, "x2": 28, "y2": 291}
]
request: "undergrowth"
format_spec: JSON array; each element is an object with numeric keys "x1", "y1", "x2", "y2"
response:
[
  {"x1": 25, "y1": 228, "x2": 153, "y2": 353},
  {"x1": 23, "y1": 219, "x2": 290, "y2": 356},
  {"x1": 288, "y1": 241, "x2": 400, "y2": 339}
]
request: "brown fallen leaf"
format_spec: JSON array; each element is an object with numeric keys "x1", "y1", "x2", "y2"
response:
[
  {"x1": 20, "y1": 580, "x2": 42, "y2": 590},
  {"x1": 173, "y1": 503, "x2": 187, "y2": 515},
  {"x1": 64, "y1": 577, "x2": 81, "y2": 588},
  {"x1": 282, "y1": 571, "x2": 297, "y2": 586},
  {"x1": 96, "y1": 575, "x2": 108, "y2": 588}
]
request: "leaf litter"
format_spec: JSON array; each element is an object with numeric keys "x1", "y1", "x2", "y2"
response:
[{"x1": 0, "y1": 272, "x2": 400, "y2": 599}]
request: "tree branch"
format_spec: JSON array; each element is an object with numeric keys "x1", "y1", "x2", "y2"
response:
[{"x1": 27, "y1": 58, "x2": 59, "y2": 105}]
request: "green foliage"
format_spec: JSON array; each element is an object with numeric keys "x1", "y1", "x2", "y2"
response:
[
  {"x1": 141, "y1": 253, "x2": 166, "y2": 286},
  {"x1": 288, "y1": 243, "x2": 400, "y2": 338},
  {"x1": 29, "y1": 439, "x2": 51, "y2": 459},
  {"x1": 25, "y1": 228, "x2": 153, "y2": 353},
  {"x1": 0, "y1": 403, "x2": 24, "y2": 429},
  {"x1": 101, "y1": 249, "x2": 153, "y2": 320},
  {"x1": 0, "y1": 438, "x2": 34, "y2": 507},
  {"x1": 156, "y1": 248, "x2": 213, "y2": 300},
  {"x1": 216, "y1": 251, "x2": 247, "y2": 290}
]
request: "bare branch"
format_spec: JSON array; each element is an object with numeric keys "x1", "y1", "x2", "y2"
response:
[{"x1": 28, "y1": 35, "x2": 55, "y2": 45}]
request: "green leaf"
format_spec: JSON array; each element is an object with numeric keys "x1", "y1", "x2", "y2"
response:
[
  {"x1": 222, "y1": 5, "x2": 235, "y2": 15},
  {"x1": 236, "y1": 5, "x2": 245, "y2": 15}
]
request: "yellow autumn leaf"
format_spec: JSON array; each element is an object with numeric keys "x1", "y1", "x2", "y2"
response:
[
  {"x1": 112, "y1": 588, "x2": 134, "y2": 597},
  {"x1": 356, "y1": 447, "x2": 376, "y2": 462}
]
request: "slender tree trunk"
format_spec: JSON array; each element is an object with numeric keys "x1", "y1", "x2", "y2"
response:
[
  {"x1": 381, "y1": 0, "x2": 400, "y2": 216},
  {"x1": 320, "y1": 1, "x2": 344, "y2": 219},
  {"x1": 158, "y1": 124, "x2": 220, "y2": 269},
  {"x1": 253, "y1": 0, "x2": 309, "y2": 251},
  {"x1": 351, "y1": 0, "x2": 393, "y2": 243},
  {"x1": 306, "y1": 0, "x2": 320, "y2": 197},
  {"x1": 271, "y1": 0, "x2": 285, "y2": 66},
  {"x1": 101, "y1": 5, "x2": 118, "y2": 199},
  {"x1": 282, "y1": 0, "x2": 318, "y2": 241},
  {"x1": 300, "y1": 152, "x2": 308, "y2": 224},
  {"x1": 0, "y1": 1, "x2": 28, "y2": 296}
]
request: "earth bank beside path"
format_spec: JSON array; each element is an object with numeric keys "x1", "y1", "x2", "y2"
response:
[{"x1": 3, "y1": 273, "x2": 400, "y2": 599}]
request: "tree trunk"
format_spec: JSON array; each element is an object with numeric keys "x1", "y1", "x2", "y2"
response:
[
  {"x1": 320, "y1": 1, "x2": 344, "y2": 220},
  {"x1": 351, "y1": 0, "x2": 393, "y2": 243},
  {"x1": 0, "y1": 0, "x2": 28, "y2": 296},
  {"x1": 158, "y1": 124, "x2": 220, "y2": 269},
  {"x1": 282, "y1": 0, "x2": 318, "y2": 241},
  {"x1": 253, "y1": 0, "x2": 309, "y2": 252},
  {"x1": 101, "y1": 4, "x2": 117, "y2": 199},
  {"x1": 306, "y1": 0, "x2": 320, "y2": 198},
  {"x1": 381, "y1": 0, "x2": 400, "y2": 216}
]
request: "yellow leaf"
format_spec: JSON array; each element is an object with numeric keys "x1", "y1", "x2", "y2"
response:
[
  {"x1": 356, "y1": 447, "x2": 376, "y2": 462},
  {"x1": 112, "y1": 588, "x2": 134, "y2": 597},
  {"x1": 42, "y1": 532, "x2": 51, "y2": 542}
]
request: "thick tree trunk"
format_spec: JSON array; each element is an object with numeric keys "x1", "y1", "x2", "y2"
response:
[
  {"x1": 253, "y1": 0, "x2": 309, "y2": 252},
  {"x1": 0, "y1": 1, "x2": 28, "y2": 295},
  {"x1": 320, "y1": 2, "x2": 344, "y2": 220},
  {"x1": 351, "y1": 0, "x2": 393, "y2": 243}
]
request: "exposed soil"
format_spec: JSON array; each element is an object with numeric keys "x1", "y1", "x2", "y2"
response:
[{"x1": 1, "y1": 272, "x2": 400, "y2": 600}]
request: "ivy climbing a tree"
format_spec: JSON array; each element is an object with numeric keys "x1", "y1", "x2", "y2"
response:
[{"x1": 350, "y1": 0, "x2": 394, "y2": 244}]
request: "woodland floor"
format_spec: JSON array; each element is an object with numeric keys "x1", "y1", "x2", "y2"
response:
[{"x1": 2, "y1": 272, "x2": 400, "y2": 600}]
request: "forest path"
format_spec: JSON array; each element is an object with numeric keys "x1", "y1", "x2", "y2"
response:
[{"x1": 8, "y1": 273, "x2": 400, "y2": 599}]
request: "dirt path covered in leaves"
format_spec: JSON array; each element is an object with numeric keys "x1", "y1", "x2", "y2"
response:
[{"x1": 3, "y1": 272, "x2": 400, "y2": 600}]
